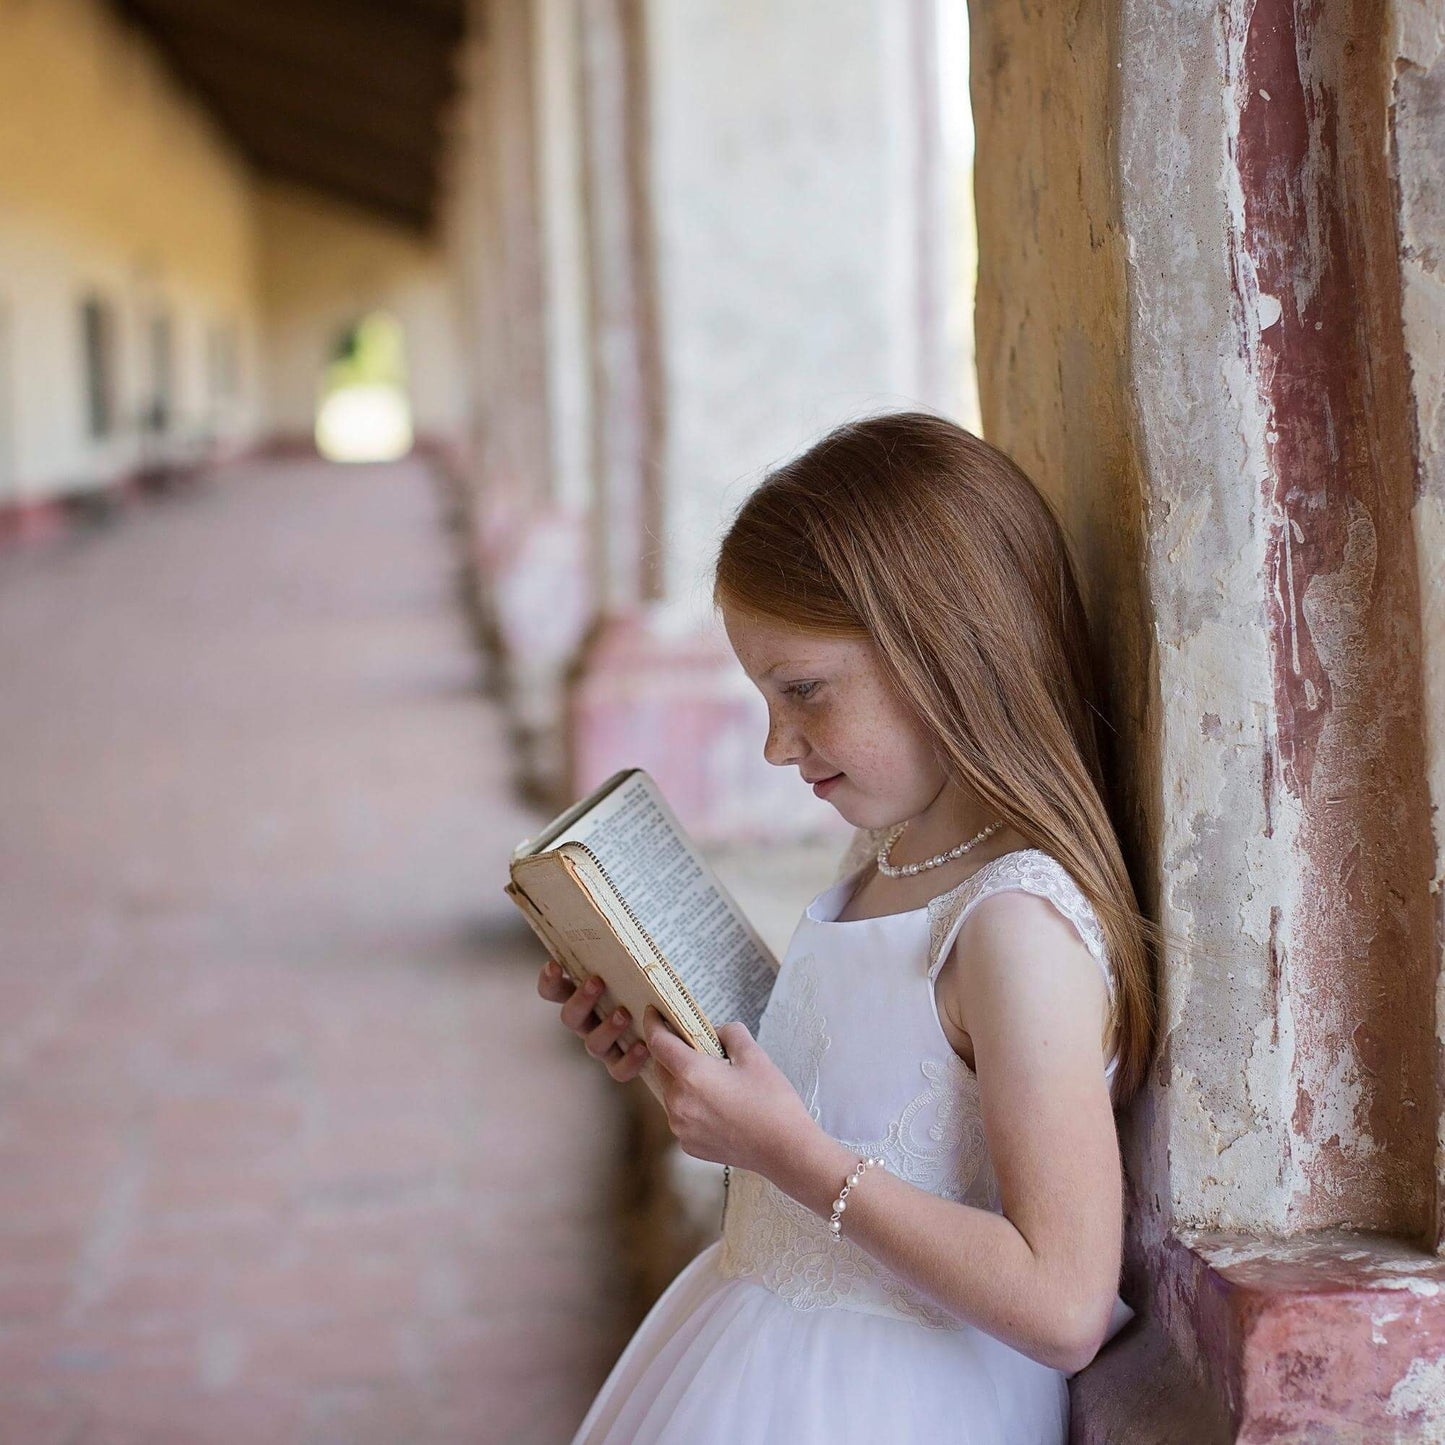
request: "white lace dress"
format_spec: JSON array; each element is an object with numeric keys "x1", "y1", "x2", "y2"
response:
[{"x1": 570, "y1": 842, "x2": 1136, "y2": 1444}]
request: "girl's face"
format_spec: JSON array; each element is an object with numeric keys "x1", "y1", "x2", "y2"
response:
[{"x1": 720, "y1": 601, "x2": 949, "y2": 831}]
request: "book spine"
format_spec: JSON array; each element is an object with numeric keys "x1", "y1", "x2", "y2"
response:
[{"x1": 566, "y1": 842, "x2": 723, "y2": 1056}]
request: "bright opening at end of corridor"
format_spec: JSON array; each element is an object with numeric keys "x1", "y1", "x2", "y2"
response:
[{"x1": 314, "y1": 311, "x2": 414, "y2": 464}]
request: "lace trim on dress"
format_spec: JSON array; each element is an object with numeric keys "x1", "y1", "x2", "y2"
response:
[
  {"x1": 718, "y1": 948, "x2": 999, "y2": 1330},
  {"x1": 718, "y1": 1166, "x2": 972, "y2": 1330}
]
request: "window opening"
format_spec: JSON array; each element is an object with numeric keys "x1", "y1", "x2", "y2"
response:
[{"x1": 81, "y1": 294, "x2": 118, "y2": 441}]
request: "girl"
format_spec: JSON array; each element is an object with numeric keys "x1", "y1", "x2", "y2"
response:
[{"x1": 536, "y1": 411, "x2": 1156, "y2": 1443}]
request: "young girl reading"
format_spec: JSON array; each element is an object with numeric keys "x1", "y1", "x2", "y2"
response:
[{"x1": 536, "y1": 411, "x2": 1156, "y2": 1443}]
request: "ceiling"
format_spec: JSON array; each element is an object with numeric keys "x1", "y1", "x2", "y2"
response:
[{"x1": 113, "y1": 0, "x2": 469, "y2": 234}]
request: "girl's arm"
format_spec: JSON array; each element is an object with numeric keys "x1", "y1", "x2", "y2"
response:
[{"x1": 767, "y1": 889, "x2": 1124, "y2": 1375}]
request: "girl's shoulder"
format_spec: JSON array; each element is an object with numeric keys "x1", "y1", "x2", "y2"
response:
[
  {"x1": 933, "y1": 850, "x2": 1121, "y2": 1083},
  {"x1": 929, "y1": 849, "x2": 1111, "y2": 991}
]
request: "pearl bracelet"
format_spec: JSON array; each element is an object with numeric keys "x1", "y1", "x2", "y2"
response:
[{"x1": 828, "y1": 1155, "x2": 885, "y2": 1242}]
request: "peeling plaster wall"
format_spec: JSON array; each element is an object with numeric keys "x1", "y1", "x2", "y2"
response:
[
  {"x1": 969, "y1": 0, "x2": 1441, "y2": 1370},
  {"x1": 1228, "y1": 0, "x2": 1433, "y2": 1240},
  {"x1": 1112, "y1": 0, "x2": 1299, "y2": 1255},
  {"x1": 1389, "y1": 0, "x2": 1445, "y2": 1248}
]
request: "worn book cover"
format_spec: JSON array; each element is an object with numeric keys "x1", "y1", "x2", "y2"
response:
[{"x1": 507, "y1": 768, "x2": 778, "y2": 1101}]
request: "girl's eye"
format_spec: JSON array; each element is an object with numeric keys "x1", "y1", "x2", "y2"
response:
[{"x1": 784, "y1": 680, "x2": 822, "y2": 700}]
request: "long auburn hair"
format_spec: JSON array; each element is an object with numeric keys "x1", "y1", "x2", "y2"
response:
[{"x1": 713, "y1": 410, "x2": 1158, "y2": 1106}]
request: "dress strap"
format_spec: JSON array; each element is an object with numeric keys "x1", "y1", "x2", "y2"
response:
[{"x1": 925, "y1": 850, "x2": 1114, "y2": 1001}]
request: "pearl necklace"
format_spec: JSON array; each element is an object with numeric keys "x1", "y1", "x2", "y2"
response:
[{"x1": 876, "y1": 818, "x2": 1006, "y2": 877}]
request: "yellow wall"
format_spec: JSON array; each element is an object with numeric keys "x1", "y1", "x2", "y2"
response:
[
  {"x1": 256, "y1": 181, "x2": 464, "y2": 444},
  {"x1": 0, "y1": 0, "x2": 262, "y2": 499}
]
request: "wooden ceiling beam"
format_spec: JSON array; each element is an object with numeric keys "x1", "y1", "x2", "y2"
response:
[
  {"x1": 142, "y1": 19, "x2": 450, "y2": 117},
  {"x1": 347, "y1": 0, "x2": 466, "y2": 42},
  {"x1": 109, "y1": 0, "x2": 465, "y2": 231},
  {"x1": 221, "y1": 102, "x2": 439, "y2": 205},
  {"x1": 239, "y1": 124, "x2": 436, "y2": 231},
  {"x1": 163, "y1": 40, "x2": 444, "y2": 168},
  {"x1": 118, "y1": 0, "x2": 460, "y2": 103}
]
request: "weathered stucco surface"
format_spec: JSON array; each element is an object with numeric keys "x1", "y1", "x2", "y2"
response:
[
  {"x1": 974, "y1": 0, "x2": 1438, "y2": 1242},
  {"x1": 972, "y1": 0, "x2": 1444, "y2": 1431},
  {"x1": 1390, "y1": 0, "x2": 1445, "y2": 1250},
  {"x1": 1236, "y1": 0, "x2": 1434, "y2": 1239},
  {"x1": 1115, "y1": 1, "x2": 1296, "y2": 1256},
  {"x1": 1123, "y1": 0, "x2": 1437, "y2": 1245}
]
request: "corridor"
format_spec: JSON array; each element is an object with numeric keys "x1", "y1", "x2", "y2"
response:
[{"x1": 0, "y1": 460, "x2": 628, "y2": 1442}]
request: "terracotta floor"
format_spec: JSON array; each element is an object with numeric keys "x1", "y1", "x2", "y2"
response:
[{"x1": 0, "y1": 458, "x2": 629, "y2": 1443}]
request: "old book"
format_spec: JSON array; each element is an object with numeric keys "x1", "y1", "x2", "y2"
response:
[{"x1": 507, "y1": 768, "x2": 778, "y2": 1102}]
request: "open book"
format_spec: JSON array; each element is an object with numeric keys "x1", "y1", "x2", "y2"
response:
[{"x1": 507, "y1": 768, "x2": 779, "y2": 1102}]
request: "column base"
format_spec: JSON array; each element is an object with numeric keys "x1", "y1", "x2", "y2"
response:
[
  {"x1": 474, "y1": 499, "x2": 593, "y2": 802},
  {"x1": 1072, "y1": 1228, "x2": 1445, "y2": 1443}
]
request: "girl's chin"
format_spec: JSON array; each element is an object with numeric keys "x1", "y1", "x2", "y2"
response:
[
  {"x1": 832, "y1": 799, "x2": 910, "y2": 832},
  {"x1": 828, "y1": 797, "x2": 882, "y2": 830}
]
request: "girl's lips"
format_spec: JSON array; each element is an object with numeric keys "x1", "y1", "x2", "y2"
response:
[{"x1": 811, "y1": 773, "x2": 843, "y2": 798}]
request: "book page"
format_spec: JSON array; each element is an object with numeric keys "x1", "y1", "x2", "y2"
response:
[
  {"x1": 549, "y1": 771, "x2": 777, "y2": 1035},
  {"x1": 513, "y1": 768, "x2": 633, "y2": 859}
]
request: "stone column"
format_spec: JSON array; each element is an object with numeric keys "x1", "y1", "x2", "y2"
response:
[
  {"x1": 574, "y1": 0, "x2": 663, "y2": 621},
  {"x1": 1394, "y1": 0, "x2": 1445, "y2": 1263},
  {"x1": 968, "y1": 0, "x2": 1445, "y2": 1437},
  {"x1": 447, "y1": 0, "x2": 593, "y2": 791},
  {"x1": 567, "y1": 0, "x2": 952, "y2": 842}
]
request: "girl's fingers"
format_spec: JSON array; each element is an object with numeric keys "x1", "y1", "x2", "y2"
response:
[
  {"x1": 584, "y1": 1003, "x2": 633, "y2": 1060},
  {"x1": 606, "y1": 1038, "x2": 651, "y2": 1083},
  {"x1": 538, "y1": 962, "x2": 649, "y2": 1082},
  {"x1": 537, "y1": 959, "x2": 575, "y2": 1003},
  {"x1": 558, "y1": 973, "x2": 607, "y2": 1033}
]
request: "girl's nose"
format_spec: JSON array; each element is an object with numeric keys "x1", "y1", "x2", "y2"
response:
[{"x1": 763, "y1": 718, "x2": 804, "y2": 768}]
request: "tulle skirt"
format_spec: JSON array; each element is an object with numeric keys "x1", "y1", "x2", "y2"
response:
[{"x1": 570, "y1": 1240, "x2": 1071, "y2": 1444}]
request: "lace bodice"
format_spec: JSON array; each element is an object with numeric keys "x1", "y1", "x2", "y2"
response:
[{"x1": 715, "y1": 839, "x2": 1119, "y2": 1330}]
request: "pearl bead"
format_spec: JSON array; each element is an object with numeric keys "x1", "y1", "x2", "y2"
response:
[
  {"x1": 847, "y1": 1172, "x2": 860, "y2": 1187},
  {"x1": 833, "y1": 1198, "x2": 846, "y2": 1212}
]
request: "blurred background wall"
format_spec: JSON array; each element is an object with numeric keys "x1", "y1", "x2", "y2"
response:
[
  {"x1": 0, "y1": 0, "x2": 263, "y2": 500},
  {"x1": 0, "y1": 0, "x2": 981, "y2": 849},
  {"x1": 255, "y1": 181, "x2": 464, "y2": 452}
]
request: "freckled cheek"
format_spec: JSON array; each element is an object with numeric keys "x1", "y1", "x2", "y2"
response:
[{"x1": 817, "y1": 721, "x2": 887, "y2": 775}]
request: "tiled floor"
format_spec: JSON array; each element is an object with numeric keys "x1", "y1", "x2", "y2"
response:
[{"x1": 0, "y1": 459, "x2": 630, "y2": 1443}]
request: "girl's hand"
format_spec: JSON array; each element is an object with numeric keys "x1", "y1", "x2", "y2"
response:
[
  {"x1": 536, "y1": 959, "x2": 651, "y2": 1083},
  {"x1": 640, "y1": 1005, "x2": 822, "y2": 1179}
]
